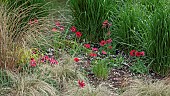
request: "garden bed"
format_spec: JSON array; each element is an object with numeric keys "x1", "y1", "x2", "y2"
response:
[{"x1": 0, "y1": 0, "x2": 170, "y2": 96}]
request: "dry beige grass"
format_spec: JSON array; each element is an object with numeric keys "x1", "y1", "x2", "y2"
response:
[
  {"x1": 120, "y1": 79, "x2": 170, "y2": 96},
  {"x1": 0, "y1": 2, "x2": 51, "y2": 69},
  {"x1": 3, "y1": 70, "x2": 57, "y2": 96},
  {"x1": 0, "y1": 4, "x2": 19, "y2": 69},
  {"x1": 0, "y1": 52, "x2": 111, "y2": 96}
]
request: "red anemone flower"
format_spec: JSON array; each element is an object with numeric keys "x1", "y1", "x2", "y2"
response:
[
  {"x1": 84, "y1": 44, "x2": 90, "y2": 49},
  {"x1": 30, "y1": 58, "x2": 36, "y2": 67},
  {"x1": 78, "y1": 80, "x2": 85, "y2": 88},
  {"x1": 130, "y1": 50, "x2": 136, "y2": 57},
  {"x1": 34, "y1": 18, "x2": 38, "y2": 23},
  {"x1": 89, "y1": 53, "x2": 97, "y2": 57},
  {"x1": 60, "y1": 26, "x2": 64, "y2": 31},
  {"x1": 102, "y1": 20, "x2": 109, "y2": 28},
  {"x1": 49, "y1": 57, "x2": 58, "y2": 64},
  {"x1": 102, "y1": 50, "x2": 107, "y2": 55},
  {"x1": 106, "y1": 38, "x2": 112, "y2": 44},
  {"x1": 75, "y1": 32, "x2": 82, "y2": 38},
  {"x1": 135, "y1": 52, "x2": 141, "y2": 57},
  {"x1": 92, "y1": 48, "x2": 98, "y2": 51},
  {"x1": 100, "y1": 40, "x2": 107, "y2": 46},
  {"x1": 52, "y1": 28, "x2": 57, "y2": 32},
  {"x1": 70, "y1": 26, "x2": 77, "y2": 32},
  {"x1": 55, "y1": 21, "x2": 60, "y2": 26},
  {"x1": 28, "y1": 20, "x2": 33, "y2": 25},
  {"x1": 108, "y1": 46, "x2": 112, "y2": 49},
  {"x1": 74, "y1": 58, "x2": 80, "y2": 62}
]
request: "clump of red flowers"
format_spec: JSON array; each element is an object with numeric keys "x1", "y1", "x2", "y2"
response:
[
  {"x1": 28, "y1": 18, "x2": 39, "y2": 25},
  {"x1": 78, "y1": 80, "x2": 85, "y2": 88},
  {"x1": 41, "y1": 55, "x2": 58, "y2": 64},
  {"x1": 74, "y1": 58, "x2": 80, "y2": 62},
  {"x1": 52, "y1": 21, "x2": 65, "y2": 32},
  {"x1": 69, "y1": 26, "x2": 82, "y2": 38},
  {"x1": 130, "y1": 50, "x2": 145, "y2": 57}
]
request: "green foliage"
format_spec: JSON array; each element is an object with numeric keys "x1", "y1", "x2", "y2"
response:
[
  {"x1": 143, "y1": 1, "x2": 170, "y2": 76},
  {"x1": 28, "y1": 26, "x2": 92, "y2": 58},
  {"x1": 110, "y1": 0, "x2": 170, "y2": 76},
  {"x1": 17, "y1": 48, "x2": 40, "y2": 66},
  {"x1": 0, "y1": 70, "x2": 13, "y2": 88},
  {"x1": 92, "y1": 59, "x2": 109, "y2": 80},
  {"x1": 129, "y1": 59, "x2": 148, "y2": 74},
  {"x1": 69, "y1": 0, "x2": 113, "y2": 42},
  {"x1": 108, "y1": 55, "x2": 125, "y2": 69},
  {"x1": 111, "y1": 0, "x2": 148, "y2": 51}
]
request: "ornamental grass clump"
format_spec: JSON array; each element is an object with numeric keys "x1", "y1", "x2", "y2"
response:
[
  {"x1": 110, "y1": 0, "x2": 170, "y2": 76},
  {"x1": 121, "y1": 79, "x2": 170, "y2": 96},
  {"x1": 5, "y1": 0, "x2": 49, "y2": 18},
  {"x1": 142, "y1": 0, "x2": 170, "y2": 76},
  {"x1": 69, "y1": 0, "x2": 113, "y2": 42},
  {"x1": 0, "y1": 2, "x2": 51, "y2": 69},
  {"x1": 111, "y1": 1, "x2": 148, "y2": 51}
]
